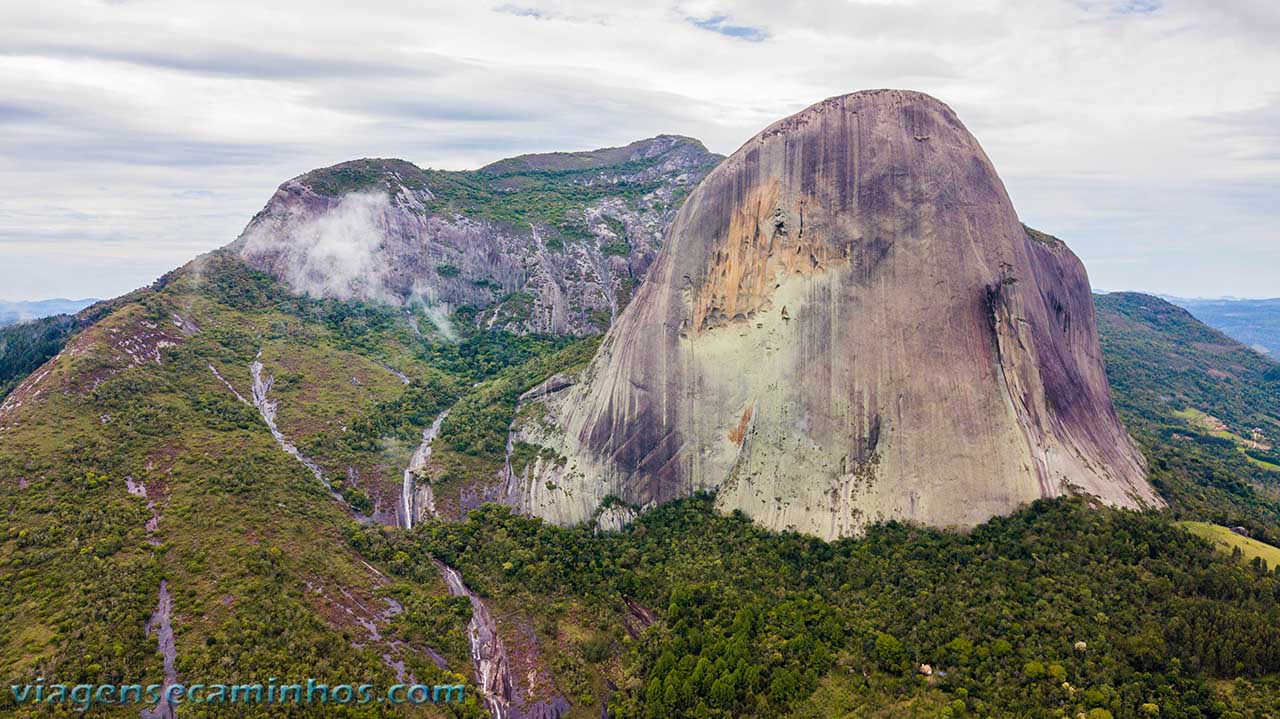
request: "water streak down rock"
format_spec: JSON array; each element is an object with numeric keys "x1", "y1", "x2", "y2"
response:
[
  {"x1": 247, "y1": 352, "x2": 360, "y2": 514},
  {"x1": 509, "y1": 90, "x2": 1162, "y2": 539},
  {"x1": 401, "y1": 410, "x2": 448, "y2": 529},
  {"x1": 435, "y1": 562, "x2": 569, "y2": 719},
  {"x1": 140, "y1": 580, "x2": 177, "y2": 719}
]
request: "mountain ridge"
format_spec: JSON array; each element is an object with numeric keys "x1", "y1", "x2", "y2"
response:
[
  {"x1": 0, "y1": 298, "x2": 99, "y2": 327},
  {"x1": 1162, "y1": 295, "x2": 1280, "y2": 357},
  {"x1": 478, "y1": 134, "x2": 712, "y2": 174},
  {"x1": 235, "y1": 136, "x2": 722, "y2": 336}
]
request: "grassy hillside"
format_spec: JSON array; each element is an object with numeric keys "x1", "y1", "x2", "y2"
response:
[{"x1": 1178, "y1": 522, "x2": 1280, "y2": 569}]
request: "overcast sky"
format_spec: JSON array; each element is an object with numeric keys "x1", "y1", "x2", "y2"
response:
[{"x1": 1, "y1": 0, "x2": 1277, "y2": 301}]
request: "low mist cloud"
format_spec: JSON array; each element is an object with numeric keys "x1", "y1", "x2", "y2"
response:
[
  {"x1": 239, "y1": 190, "x2": 461, "y2": 341},
  {"x1": 242, "y1": 191, "x2": 395, "y2": 303}
]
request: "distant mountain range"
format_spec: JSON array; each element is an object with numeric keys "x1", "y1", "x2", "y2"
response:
[
  {"x1": 1162, "y1": 296, "x2": 1280, "y2": 357},
  {"x1": 0, "y1": 298, "x2": 98, "y2": 327}
]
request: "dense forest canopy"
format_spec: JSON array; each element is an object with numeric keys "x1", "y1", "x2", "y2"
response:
[{"x1": 352, "y1": 496, "x2": 1280, "y2": 719}]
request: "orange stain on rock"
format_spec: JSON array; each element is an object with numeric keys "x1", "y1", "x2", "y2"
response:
[{"x1": 729, "y1": 404, "x2": 754, "y2": 445}]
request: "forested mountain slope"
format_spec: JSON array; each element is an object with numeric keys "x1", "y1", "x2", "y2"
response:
[
  {"x1": 0, "y1": 298, "x2": 131, "y2": 400},
  {"x1": 1096, "y1": 292, "x2": 1280, "y2": 537},
  {"x1": 4, "y1": 253, "x2": 1280, "y2": 718},
  {"x1": 0, "y1": 251, "x2": 597, "y2": 717}
]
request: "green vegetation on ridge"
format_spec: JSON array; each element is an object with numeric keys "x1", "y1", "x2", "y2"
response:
[
  {"x1": 0, "y1": 313, "x2": 81, "y2": 398},
  {"x1": 296, "y1": 140, "x2": 720, "y2": 245}
]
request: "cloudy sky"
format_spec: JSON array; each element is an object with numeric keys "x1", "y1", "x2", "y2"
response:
[{"x1": 1, "y1": 0, "x2": 1277, "y2": 301}]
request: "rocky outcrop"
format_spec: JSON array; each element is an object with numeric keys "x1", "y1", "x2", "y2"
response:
[
  {"x1": 248, "y1": 353, "x2": 334, "y2": 497},
  {"x1": 401, "y1": 410, "x2": 448, "y2": 530},
  {"x1": 140, "y1": 580, "x2": 178, "y2": 719},
  {"x1": 236, "y1": 137, "x2": 721, "y2": 336},
  {"x1": 506, "y1": 90, "x2": 1161, "y2": 540},
  {"x1": 436, "y1": 562, "x2": 569, "y2": 719}
]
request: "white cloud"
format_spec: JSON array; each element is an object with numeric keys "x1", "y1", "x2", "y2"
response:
[
  {"x1": 240, "y1": 191, "x2": 397, "y2": 303},
  {"x1": 0, "y1": 0, "x2": 1276, "y2": 300}
]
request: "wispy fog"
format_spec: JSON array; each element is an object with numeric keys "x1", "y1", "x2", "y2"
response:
[{"x1": 241, "y1": 191, "x2": 396, "y2": 303}]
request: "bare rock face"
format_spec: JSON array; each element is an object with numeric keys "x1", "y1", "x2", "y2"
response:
[
  {"x1": 507, "y1": 90, "x2": 1161, "y2": 539},
  {"x1": 236, "y1": 137, "x2": 721, "y2": 336}
]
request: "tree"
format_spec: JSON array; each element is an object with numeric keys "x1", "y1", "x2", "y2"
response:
[
  {"x1": 710, "y1": 674, "x2": 735, "y2": 710},
  {"x1": 873, "y1": 632, "x2": 907, "y2": 672}
]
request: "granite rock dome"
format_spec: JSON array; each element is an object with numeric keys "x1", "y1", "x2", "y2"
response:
[{"x1": 504, "y1": 89, "x2": 1161, "y2": 539}]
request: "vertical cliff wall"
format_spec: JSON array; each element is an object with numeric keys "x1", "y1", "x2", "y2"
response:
[
  {"x1": 235, "y1": 138, "x2": 721, "y2": 336},
  {"x1": 507, "y1": 89, "x2": 1160, "y2": 539}
]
